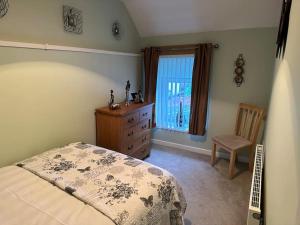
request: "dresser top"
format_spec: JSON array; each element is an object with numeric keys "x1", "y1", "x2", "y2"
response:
[{"x1": 95, "y1": 102, "x2": 153, "y2": 116}]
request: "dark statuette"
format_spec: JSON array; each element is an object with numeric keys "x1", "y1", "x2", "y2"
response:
[
  {"x1": 131, "y1": 92, "x2": 137, "y2": 101},
  {"x1": 108, "y1": 90, "x2": 120, "y2": 110},
  {"x1": 131, "y1": 89, "x2": 144, "y2": 104},
  {"x1": 108, "y1": 90, "x2": 114, "y2": 107},
  {"x1": 125, "y1": 80, "x2": 131, "y2": 106},
  {"x1": 136, "y1": 89, "x2": 144, "y2": 103}
]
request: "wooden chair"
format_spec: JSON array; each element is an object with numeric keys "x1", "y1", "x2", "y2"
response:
[{"x1": 211, "y1": 103, "x2": 265, "y2": 179}]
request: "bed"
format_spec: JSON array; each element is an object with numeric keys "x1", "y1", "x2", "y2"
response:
[{"x1": 0, "y1": 142, "x2": 186, "y2": 225}]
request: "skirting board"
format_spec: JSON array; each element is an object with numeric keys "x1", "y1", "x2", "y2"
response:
[{"x1": 151, "y1": 139, "x2": 249, "y2": 163}]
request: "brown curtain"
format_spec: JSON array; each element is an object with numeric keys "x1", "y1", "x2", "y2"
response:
[
  {"x1": 143, "y1": 47, "x2": 160, "y2": 127},
  {"x1": 189, "y1": 44, "x2": 213, "y2": 136}
]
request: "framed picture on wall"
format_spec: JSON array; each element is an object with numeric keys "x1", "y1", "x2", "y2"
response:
[{"x1": 63, "y1": 5, "x2": 83, "y2": 34}]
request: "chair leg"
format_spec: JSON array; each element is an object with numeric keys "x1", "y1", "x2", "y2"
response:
[
  {"x1": 229, "y1": 151, "x2": 237, "y2": 179},
  {"x1": 211, "y1": 143, "x2": 217, "y2": 166},
  {"x1": 235, "y1": 152, "x2": 239, "y2": 164},
  {"x1": 249, "y1": 146, "x2": 254, "y2": 172}
]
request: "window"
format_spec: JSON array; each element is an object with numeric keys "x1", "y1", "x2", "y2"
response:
[{"x1": 155, "y1": 55, "x2": 195, "y2": 132}]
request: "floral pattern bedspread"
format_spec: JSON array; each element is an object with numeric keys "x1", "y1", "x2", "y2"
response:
[{"x1": 17, "y1": 142, "x2": 187, "y2": 225}]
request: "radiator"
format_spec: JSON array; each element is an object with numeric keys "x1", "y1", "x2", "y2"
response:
[{"x1": 247, "y1": 144, "x2": 264, "y2": 225}]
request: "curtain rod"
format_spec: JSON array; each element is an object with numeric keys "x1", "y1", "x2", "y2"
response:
[{"x1": 141, "y1": 43, "x2": 219, "y2": 52}]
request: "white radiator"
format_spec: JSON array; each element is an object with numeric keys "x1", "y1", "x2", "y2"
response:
[{"x1": 247, "y1": 145, "x2": 264, "y2": 225}]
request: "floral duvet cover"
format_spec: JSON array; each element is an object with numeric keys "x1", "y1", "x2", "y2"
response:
[{"x1": 17, "y1": 142, "x2": 187, "y2": 225}]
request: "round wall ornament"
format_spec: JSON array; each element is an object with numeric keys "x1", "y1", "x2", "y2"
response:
[
  {"x1": 112, "y1": 21, "x2": 121, "y2": 40},
  {"x1": 235, "y1": 56, "x2": 245, "y2": 67},
  {"x1": 0, "y1": 0, "x2": 9, "y2": 18},
  {"x1": 234, "y1": 66, "x2": 244, "y2": 75}
]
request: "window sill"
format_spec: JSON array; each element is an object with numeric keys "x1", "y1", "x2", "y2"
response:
[{"x1": 155, "y1": 127, "x2": 189, "y2": 134}]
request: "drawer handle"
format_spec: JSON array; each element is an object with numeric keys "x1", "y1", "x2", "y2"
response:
[
  {"x1": 127, "y1": 131, "x2": 134, "y2": 137},
  {"x1": 128, "y1": 145, "x2": 134, "y2": 150},
  {"x1": 142, "y1": 112, "x2": 148, "y2": 117},
  {"x1": 142, "y1": 124, "x2": 147, "y2": 129},
  {"x1": 127, "y1": 118, "x2": 135, "y2": 123}
]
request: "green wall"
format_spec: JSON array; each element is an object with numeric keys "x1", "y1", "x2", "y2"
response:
[
  {"x1": 0, "y1": 0, "x2": 140, "y2": 52},
  {"x1": 0, "y1": 0, "x2": 141, "y2": 167},
  {"x1": 142, "y1": 28, "x2": 277, "y2": 157},
  {"x1": 264, "y1": 0, "x2": 300, "y2": 224}
]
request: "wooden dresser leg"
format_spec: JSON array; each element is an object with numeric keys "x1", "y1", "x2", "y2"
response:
[
  {"x1": 211, "y1": 143, "x2": 217, "y2": 166},
  {"x1": 229, "y1": 151, "x2": 237, "y2": 179}
]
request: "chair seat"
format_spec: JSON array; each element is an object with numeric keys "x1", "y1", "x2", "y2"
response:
[{"x1": 212, "y1": 135, "x2": 252, "y2": 150}]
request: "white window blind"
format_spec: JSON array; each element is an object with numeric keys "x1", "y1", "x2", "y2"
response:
[{"x1": 155, "y1": 55, "x2": 195, "y2": 132}]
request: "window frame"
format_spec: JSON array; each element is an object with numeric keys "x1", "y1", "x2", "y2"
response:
[{"x1": 155, "y1": 53, "x2": 195, "y2": 133}]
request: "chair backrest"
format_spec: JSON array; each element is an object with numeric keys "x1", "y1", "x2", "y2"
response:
[{"x1": 235, "y1": 103, "x2": 265, "y2": 143}]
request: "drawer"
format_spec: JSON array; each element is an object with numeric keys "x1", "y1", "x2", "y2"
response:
[
  {"x1": 123, "y1": 125, "x2": 138, "y2": 141},
  {"x1": 122, "y1": 132, "x2": 151, "y2": 155},
  {"x1": 138, "y1": 132, "x2": 151, "y2": 146},
  {"x1": 139, "y1": 107, "x2": 152, "y2": 122},
  {"x1": 122, "y1": 112, "x2": 139, "y2": 127},
  {"x1": 138, "y1": 119, "x2": 151, "y2": 132},
  {"x1": 122, "y1": 141, "x2": 139, "y2": 154},
  {"x1": 129, "y1": 145, "x2": 150, "y2": 159}
]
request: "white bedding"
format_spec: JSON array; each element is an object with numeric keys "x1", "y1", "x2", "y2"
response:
[
  {"x1": 0, "y1": 143, "x2": 185, "y2": 225},
  {"x1": 0, "y1": 166, "x2": 115, "y2": 225}
]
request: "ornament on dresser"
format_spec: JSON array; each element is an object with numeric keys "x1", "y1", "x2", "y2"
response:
[
  {"x1": 108, "y1": 90, "x2": 120, "y2": 110},
  {"x1": 125, "y1": 80, "x2": 131, "y2": 106},
  {"x1": 108, "y1": 89, "x2": 114, "y2": 106},
  {"x1": 233, "y1": 54, "x2": 245, "y2": 87},
  {"x1": 0, "y1": 0, "x2": 9, "y2": 18},
  {"x1": 131, "y1": 92, "x2": 137, "y2": 102},
  {"x1": 131, "y1": 88, "x2": 144, "y2": 104},
  {"x1": 136, "y1": 89, "x2": 144, "y2": 103},
  {"x1": 63, "y1": 5, "x2": 83, "y2": 34}
]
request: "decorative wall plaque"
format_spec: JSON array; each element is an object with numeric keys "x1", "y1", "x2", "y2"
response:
[
  {"x1": 63, "y1": 5, "x2": 83, "y2": 34},
  {"x1": 233, "y1": 54, "x2": 245, "y2": 87},
  {"x1": 0, "y1": 0, "x2": 9, "y2": 18}
]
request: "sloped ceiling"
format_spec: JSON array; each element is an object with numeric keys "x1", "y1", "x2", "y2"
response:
[{"x1": 121, "y1": 0, "x2": 282, "y2": 37}]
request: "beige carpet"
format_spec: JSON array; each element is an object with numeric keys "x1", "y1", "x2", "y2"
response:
[{"x1": 146, "y1": 144, "x2": 252, "y2": 225}]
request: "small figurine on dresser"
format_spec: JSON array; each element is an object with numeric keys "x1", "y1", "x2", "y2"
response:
[
  {"x1": 108, "y1": 90, "x2": 120, "y2": 110},
  {"x1": 108, "y1": 90, "x2": 114, "y2": 106},
  {"x1": 131, "y1": 88, "x2": 144, "y2": 104},
  {"x1": 125, "y1": 80, "x2": 131, "y2": 106},
  {"x1": 137, "y1": 89, "x2": 144, "y2": 103},
  {"x1": 135, "y1": 89, "x2": 144, "y2": 103}
]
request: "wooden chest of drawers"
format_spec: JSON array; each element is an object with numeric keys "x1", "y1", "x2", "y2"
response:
[{"x1": 95, "y1": 103, "x2": 153, "y2": 159}]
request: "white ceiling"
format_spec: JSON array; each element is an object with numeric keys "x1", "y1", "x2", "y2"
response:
[{"x1": 121, "y1": 0, "x2": 282, "y2": 37}]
